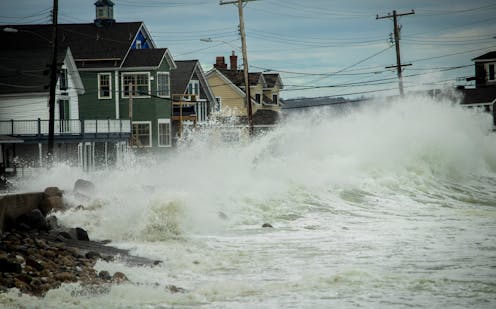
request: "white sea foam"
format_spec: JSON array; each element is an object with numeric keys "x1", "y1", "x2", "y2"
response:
[{"x1": 4, "y1": 93, "x2": 496, "y2": 308}]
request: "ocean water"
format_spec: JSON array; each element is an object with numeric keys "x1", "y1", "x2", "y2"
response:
[{"x1": 2, "y1": 94, "x2": 496, "y2": 308}]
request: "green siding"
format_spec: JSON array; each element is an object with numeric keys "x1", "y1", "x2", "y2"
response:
[{"x1": 78, "y1": 58, "x2": 173, "y2": 148}]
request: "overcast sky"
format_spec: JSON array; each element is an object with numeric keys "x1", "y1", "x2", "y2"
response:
[{"x1": 1, "y1": 0, "x2": 495, "y2": 99}]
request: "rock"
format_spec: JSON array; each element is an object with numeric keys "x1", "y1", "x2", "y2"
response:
[
  {"x1": 85, "y1": 251, "x2": 101, "y2": 260},
  {"x1": 40, "y1": 195, "x2": 64, "y2": 215},
  {"x1": 25, "y1": 257, "x2": 44, "y2": 271},
  {"x1": 0, "y1": 258, "x2": 22, "y2": 273},
  {"x1": 218, "y1": 211, "x2": 229, "y2": 220},
  {"x1": 165, "y1": 284, "x2": 187, "y2": 293},
  {"x1": 15, "y1": 209, "x2": 48, "y2": 230},
  {"x1": 98, "y1": 270, "x2": 111, "y2": 281},
  {"x1": 112, "y1": 272, "x2": 128, "y2": 284},
  {"x1": 46, "y1": 216, "x2": 59, "y2": 230},
  {"x1": 262, "y1": 223, "x2": 273, "y2": 228},
  {"x1": 55, "y1": 272, "x2": 77, "y2": 282},
  {"x1": 75, "y1": 227, "x2": 89, "y2": 241},
  {"x1": 44, "y1": 187, "x2": 63, "y2": 198},
  {"x1": 74, "y1": 179, "x2": 95, "y2": 196}
]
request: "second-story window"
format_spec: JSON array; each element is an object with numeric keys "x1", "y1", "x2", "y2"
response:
[
  {"x1": 59, "y1": 68, "x2": 68, "y2": 91},
  {"x1": 255, "y1": 93, "x2": 261, "y2": 104},
  {"x1": 488, "y1": 64, "x2": 495, "y2": 81},
  {"x1": 188, "y1": 80, "x2": 199, "y2": 97},
  {"x1": 98, "y1": 73, "x2": 112, "y2": 99},
  {"x1": 272, "y1": 94, "x2": 278, "y2": 104},
  {"x1": 157, "y1": 72, "x2": 170, "y2": 98},
  {"x1": 122, "y1": 72, "x2": 150, "y2": 98}
]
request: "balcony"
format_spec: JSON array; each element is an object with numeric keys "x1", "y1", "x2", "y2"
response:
[{"x1": 0, "y1": 119, "x2": 131, "y2": 143}]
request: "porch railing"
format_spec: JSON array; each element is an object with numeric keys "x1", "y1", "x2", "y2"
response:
[{"x1": 0, "y1": 119, "x2": 131, "y2": 137}]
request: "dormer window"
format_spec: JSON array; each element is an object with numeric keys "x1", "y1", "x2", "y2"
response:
[
  {"x1": 272, "y1": 94, "x2": 278, "y2": 104},
  {"x1": 136, "y1": 40, "x2": 142, "y2": 49}
]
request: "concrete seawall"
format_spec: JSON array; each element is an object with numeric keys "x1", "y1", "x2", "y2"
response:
[{"x1": 0, "y1": 192, "x2": 44, "y2": 231}]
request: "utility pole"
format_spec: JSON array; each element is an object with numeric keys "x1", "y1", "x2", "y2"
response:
[
  {"x1": 377, "y1": 9, "x2": 414, "y2": 96},
  {"x1": 47, "y1": 0, "x2": 58, "y2": 165},
  {"x1": 220, "y1": 0, "x2": 256, "y2": 135}
]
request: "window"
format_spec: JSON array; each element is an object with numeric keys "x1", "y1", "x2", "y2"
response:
[
  {"x1": 98, "y1": 73, "x2": 112, "y2": 99},
  {"x1": 489, "y1": 64, "x2": 495, "y2": 81},
  {"x1": 272, "y1": 94, "x2": 278, "y2": 104},
  {"x1": 59, "y1": 68, "x2": 68, "y2": 91},
  {"x1": 255, "y1": 93, "x2": 261, "y2": 104},
  {"x1": 122, "y1": 72, "x2": 150, "y2": 98},
  {"x1": 215, "y1": 96, "x2": 222, "y2": 112},
  {"x1": 97, "y1": 7, "x2": 106, "y2": 18},
  {"x1": 136, "y1": 40, "x2": 142, "y2": 49},
  {"x1": 131, "y1": 121, "x2": 151, "y2": 147},
  {"x1": 188, "y1": 80, "x2": 200, "y2": 96},
  {"x1": 157, "y1": 72, "x2": 170, "y2": 98},
  {"x1": 158, "y1": 119, "x2": 171, "y2": 147}
]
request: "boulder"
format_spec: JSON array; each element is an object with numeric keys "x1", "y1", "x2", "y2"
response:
[
  {"x1": 112, "y1": 272, "x2": 128, "y2": 284},
  {"x1": 15, "y1": 209, "x2": 47, "y2": 230},
  {"x1": 98, "y1": 270, "x2": 111, "y2": 281},
  {"x1": 0, "y1": 258, "x2": 22, "y2": 273},
  {"x1": 46, "y1": 215, "x2": 59, "y2": 230},
  {"x1": 50, "y1": 227, "x2": 90, "y2": 241},
  {"x1": 40, "y1": 196, "x2": 64, "y2": 216},
  {"x1": 55, "y1": 272, "x2": 77, "y2": 282},
  {"x1": 73, "y1": 179, "x2": 95, "y2": 196},
  {"x1": 262, "y1": 223, "x2": 273, "y2": 228},
  {"x1": 75, "y1": 227, "x2": 89, "y2": 241},
  {"x1": 44, "y1": 187, "x2": 63, "y2": 198}
]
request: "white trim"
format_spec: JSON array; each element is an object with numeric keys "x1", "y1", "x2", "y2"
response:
[
  {"x1": 114, "y1": 70, "x2": 120, "y2": 119},
  {"x1": 132, "y1": 121, "x2": 152, "y2": 147},
  {"x1": 157, "y1": 118, "x2": 172, "y2": 147},
  {"x1": 121, "y1": 72, "x2": 151, "y2": 98},
  {"x1": 156, "y1": 71, "x2": 170, "y2": 98},
  {"x1": 97, "y1": 72, "x2": 112, "y2": 99}
]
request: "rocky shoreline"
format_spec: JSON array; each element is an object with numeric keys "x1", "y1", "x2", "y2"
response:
[
  {"x1": 0, "y1": 229, "x2": 128, "y2": 297},
  {"x1": 0, "y1": 181, "x2": 160, "y2": 297}
]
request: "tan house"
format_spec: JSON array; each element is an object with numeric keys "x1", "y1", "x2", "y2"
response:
[{"x1": 205, "y1": 52, "x2": 283, "y2": 125}]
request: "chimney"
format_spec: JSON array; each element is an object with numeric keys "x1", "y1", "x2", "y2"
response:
[
  {"x1": 230, "y1": 51, "x2": 237, "y2": 71},
  {"x1": 214, "y1": 56, "x2": 227, "y2": 69}
]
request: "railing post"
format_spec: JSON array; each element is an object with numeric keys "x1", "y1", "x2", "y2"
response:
[
  {"x1": 37, "y1": 118, "x2": 41, "y2": 138},
  {"x1": 95, "y1": 119, "x2": 98, "y2": 139},
  {"x1": 81, "y1": 119, "x2": 84, "y2": 138},
  {"x1": 10, "y1": 119, "x2": 14, "y2": 135},
  {"x1": 108, "y1": 118, "x2": 110, "y2": 139}
]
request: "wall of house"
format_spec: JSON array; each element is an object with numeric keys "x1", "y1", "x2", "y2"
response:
[
  {"x1": 0, "y1": 95, "x2": 49, "y2": 120},
  {"x1": 118, "y1": 61, "x2": 172, "y2": 148},
  {"x1": 207, "y1": 74, "x2": 246, "y2": 117},
  {"x1": 78, "y1": 70, "x2": 117, "y2": 120},
  {"x1": 56, "y1": 61, "x2": 80, "y2": 121},
  {"x1": 131, "y1": 29, "x2": 151, "y2": 49}
]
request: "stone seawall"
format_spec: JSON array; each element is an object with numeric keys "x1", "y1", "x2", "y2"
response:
[{"x1": 0, "y1": 192, "x2": 44, "y2": 232}]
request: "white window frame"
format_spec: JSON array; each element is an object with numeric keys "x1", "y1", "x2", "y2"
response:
[
  {"x1": 98, "y1": 72, "x2": 112, "y2": 99},
  {"x1": 131, "y1": 121, "x2": 152, "y2": 148},
  {"x1": 188, "y1": 80, "x2": 200, "y2": 96},
  {"x1": 156, "y1": 72, "x2": 170, "y2": 98},
  {"x1": 121, "y1": 72, "x2": 151, "y2": 98},
  {"x1": 157, "y1": 119, "x2": 172, "y2": 147},
  {"x1": 136, "y1": 40, "x2": 142, "y2": 49}
]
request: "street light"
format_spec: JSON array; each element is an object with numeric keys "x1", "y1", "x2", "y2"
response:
[
  {"x1": 200, "y1": 37, "x2": 240, "y2": 50},
  {"x1": 4, "y1": 26, "x2": 57, "y2": 165}
]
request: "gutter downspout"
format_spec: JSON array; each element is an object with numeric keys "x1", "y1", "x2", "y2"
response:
[{"x1": 115, "y1": 70, "x2": 120, "y2": 119}]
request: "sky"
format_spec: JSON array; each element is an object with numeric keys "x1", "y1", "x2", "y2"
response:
[{"x1": 1, "y1": 0, "x2": 495, "y2": 99}]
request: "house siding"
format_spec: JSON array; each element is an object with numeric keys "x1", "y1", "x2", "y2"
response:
[
  {"x1": 78, "y1": 71, "x2": 116, "y2": 119},
  {"x1": 207, "y1": 73, "x2": 246, "y2": 116}
]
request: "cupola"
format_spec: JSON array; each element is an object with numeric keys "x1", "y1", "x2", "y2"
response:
[{"x1": 94, "y1": 0, "x2": 115, "y2": 26}]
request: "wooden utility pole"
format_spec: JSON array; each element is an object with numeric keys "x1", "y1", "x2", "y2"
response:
[
  {"x1": 219, "y1": 0, "x2": 256, "y2": 135},
  {"x1": 377, "y1": 9, "x2": 414, "y2": 96},
  {"x1": 47, "y1": 0, "x2": 58, "y2": 164}
]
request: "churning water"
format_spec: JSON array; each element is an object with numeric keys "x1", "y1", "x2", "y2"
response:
[{"x1": 2, "y1": 94, "x2": 496, "y2": 308}]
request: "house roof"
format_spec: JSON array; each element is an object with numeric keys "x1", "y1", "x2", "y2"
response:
[
  {"x1": 263, "y1": 73, "x2": 283, "y2": 89},
  {"x1": 460, "y1": 87, "x2": 496, "y2": 104},
  {"x1": 122, "y1": 48, "x2": 169, "y2": 68},
  {"x1": 218, "y1": 69, "x2": 263, "y2": 87},
  {"x1": 472, "y1": 51, "x2": 496, "y2": 62},
  {"x1": 0, "y1": 22, "x2": 145, "y2": 68},
  {"x1": 0, "y1": 47, "x2": 67, "y2": 95},
  {"x1": 171, "y1": 60, "x2": 198, "y2": 95}
]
